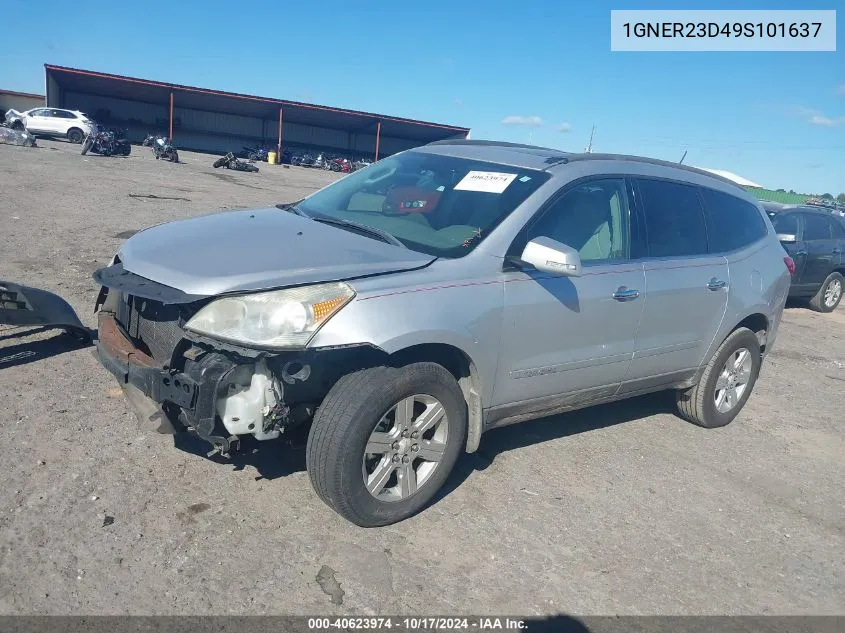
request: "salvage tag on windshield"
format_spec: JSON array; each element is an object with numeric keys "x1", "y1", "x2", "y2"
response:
[{"x1": 454, "y1": 171, "x2": 518, "y2": 193}]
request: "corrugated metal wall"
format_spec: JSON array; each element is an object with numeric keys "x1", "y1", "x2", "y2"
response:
[
  {"x1": 57, "y1": 87, "x2": 451, "y2": 158},
  {"x1": 63, "y1": 91, "x2": 168, "y2": 142}
]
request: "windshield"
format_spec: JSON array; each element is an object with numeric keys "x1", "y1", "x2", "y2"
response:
[{"x1": 295, "y1": 150, "x2": 550, "y2": 257}]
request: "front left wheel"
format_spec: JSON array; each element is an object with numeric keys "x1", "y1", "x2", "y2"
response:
[{"x1": 306, "y1": 363, "x2": 467, "y2": 527}]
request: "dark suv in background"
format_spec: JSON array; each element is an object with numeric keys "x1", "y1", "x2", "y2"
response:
[{"x1": 764, "y1": 203, "x2": 845, "y2": 312}]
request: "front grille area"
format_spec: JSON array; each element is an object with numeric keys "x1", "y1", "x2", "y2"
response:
[{"x1": 114, "y1": 293, "x2": 187, "y2": 363}]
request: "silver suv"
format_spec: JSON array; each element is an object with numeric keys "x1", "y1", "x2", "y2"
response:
[{"x1": 93, "y1": 140, "x2": 792, "y2": 526}]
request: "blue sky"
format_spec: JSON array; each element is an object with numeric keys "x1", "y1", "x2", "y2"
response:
[{"x1": 1, "y1": 0, "x2": 843, "y2": 194}]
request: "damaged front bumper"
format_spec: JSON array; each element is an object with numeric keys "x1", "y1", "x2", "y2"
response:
[{"x1": 96, "y1": 310, "x2": 284, "y2": 456}]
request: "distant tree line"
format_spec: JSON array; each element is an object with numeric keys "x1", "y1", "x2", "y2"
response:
[{"x1": 775, "y1": 189, "x2": 845, "y2": 202}]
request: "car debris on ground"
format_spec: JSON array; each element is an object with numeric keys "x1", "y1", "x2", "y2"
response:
[{"x1": 0, "y1": 125, "x2": 37, "y2": 147}]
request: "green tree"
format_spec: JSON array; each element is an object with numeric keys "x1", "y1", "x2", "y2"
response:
[
  {"x1": 822, "y1": 193, "x2": 834, "y2": 200},
  {"x1": 776, "y1": 188, "x2": 785, "y2": 192},
  {"x1": 836, "y1": 193, "x2": 845, "y2": 203}
]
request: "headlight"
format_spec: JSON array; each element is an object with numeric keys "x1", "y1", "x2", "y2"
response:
[{"x1": 184, "y1": 282, "x2": 355, "y2": 349}]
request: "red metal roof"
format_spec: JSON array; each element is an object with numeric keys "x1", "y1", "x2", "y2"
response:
[{"x1": 44, "y1": 64, "x2": 469, "y2": 133}]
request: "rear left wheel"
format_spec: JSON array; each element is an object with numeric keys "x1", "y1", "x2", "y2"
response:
[
  {"x1": 67, "y1": 128, "x2": 84, "y2": 144},
  {"x1": 306, "y1": 363, "x2": 467, "y2": 527}
]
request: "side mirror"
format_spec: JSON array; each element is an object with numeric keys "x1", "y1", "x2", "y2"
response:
[
  {"x1": 519, "y1": 236, "x2": 582, "y2": 277},
  {"x1": 777, "y1": 233, "x2": 797, "y2": 244}
]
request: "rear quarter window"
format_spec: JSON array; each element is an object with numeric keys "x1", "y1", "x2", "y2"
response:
[
  {"x1": 700, "y1": 188, "x2": 767, "y2": 253},
  {"x1": 770, "y1": 213, "x2": 798, "y2": 236}
]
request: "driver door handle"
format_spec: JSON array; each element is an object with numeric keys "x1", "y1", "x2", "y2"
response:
[{"x1": 612, "y1": 287, "x2": 640, "y2": 301}]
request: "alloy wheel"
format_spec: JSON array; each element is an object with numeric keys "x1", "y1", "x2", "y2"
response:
[
  {"x1": 362, "y1": 394, "x2": 448, "y2": 502},
  {"x1": 714, "y1": 347, "x2": 753, "y2": 413},
  {"x1": 824, "y1": 279, "x2": 842, "y2": 308}
]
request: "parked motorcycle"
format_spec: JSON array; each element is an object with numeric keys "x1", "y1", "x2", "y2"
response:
[
  {"x1": 142, "y1": 134, "x2": 179, "y2": 163},
  {"x1": 351, "y1": 158, "x2": 372, "y2": 171},
  {"x1": 213, "y1": 152, "x2": 259, "y2": 173},
  {"x1": 311, "y1": 153, "x2": 329, "y2": 169},
  {"x1": 242, "y1": 145, "x2": 271, "y2": 162},
  {"x1": 328, "y1": 157, "x2": 352, "y2": 173},
  {"x1": 81, "y1": 127, "x2": 131, "y2": 157},
  {"x1": 291, "y1": 152, "x2": 313, "y2": 167}
]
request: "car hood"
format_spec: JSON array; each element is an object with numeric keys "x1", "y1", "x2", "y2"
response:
[{"x1": 117, "y1": 207, "x2": 435, "y2": 296}]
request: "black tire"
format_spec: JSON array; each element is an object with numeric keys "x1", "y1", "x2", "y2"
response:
[
  {"x1": 808, "y1": 272, "x2": 843, "y2": 313},
  {"x1": 67, "y1": 128, "x2": 84, "y2": 144},
  {"x1": 676, "y1": 327, "x2": 761, "y2": 429},
  {"x1": 306, "y1": 362, "x2": 467, "y2": 527},
  {"x1": 213, "y1": 156, "x2": 228, "y2": 168},
  {"x1": 11, "y1": 120, "x2": 25, "y2": 131},
  {"x1": 80, "y1": 137, "x2": 92, "y2": 155},
  {"x1": 169, "y1": 150, "x2": 179, "y2": 163}
]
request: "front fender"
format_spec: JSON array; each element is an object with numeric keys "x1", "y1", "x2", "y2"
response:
[{"x1": 310, "y1": 281, "x2": 504, "y2": 405}]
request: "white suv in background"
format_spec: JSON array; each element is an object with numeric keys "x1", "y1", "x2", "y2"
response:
[{"x1": 7, "y1": 107, "x2": 96, "y2": 144}]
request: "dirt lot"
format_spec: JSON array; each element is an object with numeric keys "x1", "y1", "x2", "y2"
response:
[{"x1": 0, "y1": 139, "x2": 843, "y2": 616}]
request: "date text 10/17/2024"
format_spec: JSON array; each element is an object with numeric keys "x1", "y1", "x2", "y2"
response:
[{"x1": 308, "y1": 617, "x2": 528, "y2": 631}]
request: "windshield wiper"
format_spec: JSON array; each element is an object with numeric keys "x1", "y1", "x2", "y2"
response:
[
  {"x1": 275, "y1": 200, "x2": 309, "y2": 217},
  {"x1": 310, "y1": 216, "x2": 407, "y2": 249},
  {"x1": 276, "y1": 202, "x2": 405, "y2": 248}
]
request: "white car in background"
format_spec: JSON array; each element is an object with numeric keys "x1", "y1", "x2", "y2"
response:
[{"x1": 4, "y1": 107, "x2": 96, "y2": 144}]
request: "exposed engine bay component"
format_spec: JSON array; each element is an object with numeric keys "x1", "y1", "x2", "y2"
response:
[{"x1": 217, "y1": 359, "x2": 286, "y2": 441}]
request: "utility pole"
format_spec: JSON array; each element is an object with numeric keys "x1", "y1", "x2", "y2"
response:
[
  {"x1": 584, "y1": 125, "x2": 595, "y2": 153},
  {"x1": 679, "y1": 150, "x2": 687, "y2": 164}
]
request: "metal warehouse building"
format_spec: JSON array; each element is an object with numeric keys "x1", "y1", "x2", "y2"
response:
[
  {"x1": 44, "y1": 64, "x2": 470, "y2": 159},
  {"x1": 0, "y1": 89, "x2": 45, "y2": 115}
]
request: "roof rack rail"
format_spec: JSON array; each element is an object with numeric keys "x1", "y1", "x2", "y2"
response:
[
  {"x1": 560, "y1": 153, "x2": 742, "y2": 188},
  {"x1": 426, "y1": 138, "x2": 569, "y2": 154}
]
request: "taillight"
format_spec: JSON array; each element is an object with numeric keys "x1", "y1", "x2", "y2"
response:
[{"x1": 784, "y1": 256, "x2": 796, "y2": 275}]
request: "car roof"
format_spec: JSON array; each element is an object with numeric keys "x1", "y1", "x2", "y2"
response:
[
  {"x1": 420, "y1": 140, "x2": 743, "y2": 189},
  {"x1": 766, "y1": 204, "x2": 833, "y2": 215}
]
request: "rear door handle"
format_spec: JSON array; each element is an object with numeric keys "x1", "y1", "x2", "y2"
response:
[
  {"x1": 833, "y1": 248, "x2": 842, "y2": 254},
  {"x1": 795, "y1": 250, "x2": 808, "y2": 256},
  {"x1": 612, "y1": 287, "x2": 640, "y2": 301},
  {"x1": 707, "y1": 278, "x2": 727, "y2": 291}
]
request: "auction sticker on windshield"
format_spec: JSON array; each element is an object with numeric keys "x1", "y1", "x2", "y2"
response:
[{"x1": 454, "y1": 171, "x2": 518, "y2": 193}]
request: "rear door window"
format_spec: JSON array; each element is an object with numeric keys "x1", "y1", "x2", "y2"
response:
[
  {"x1": 700, "y1": 188, "x2": 767, "y2": 253},
  {"x1": 633, "y1": 178, "x2": 708, "y2": 258},
  {"x1": 803, "y1": 214, "x2": 832, "y2": 241}
]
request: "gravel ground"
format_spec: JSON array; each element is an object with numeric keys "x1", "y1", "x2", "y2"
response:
[{"x1": 0, "y1": 139, "x2": 843, "y2": 616}]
